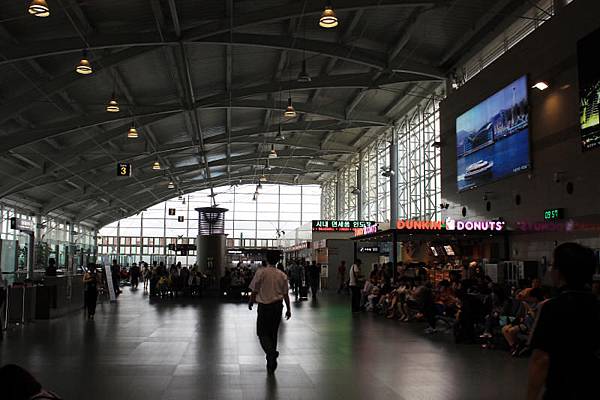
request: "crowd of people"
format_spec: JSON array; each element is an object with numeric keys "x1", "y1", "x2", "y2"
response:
[{"x1": 342, "y1": 255, "x2": 599, "y2": 363}]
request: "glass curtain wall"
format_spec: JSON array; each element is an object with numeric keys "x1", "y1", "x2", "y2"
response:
[
  {"x1": 98, "y1": 184, "x2": 321, "y2": 265},
  {"x1": 320, "y1": 89, "x2": 442, "y2": 223}
]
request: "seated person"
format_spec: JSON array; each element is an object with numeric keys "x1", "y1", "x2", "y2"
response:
[
  {"x1": 502, "y1": 287, "x2": 544, "y2": 356},
  {"x1": 516, "y1": 277, "x2": 542, "y2": 301}
]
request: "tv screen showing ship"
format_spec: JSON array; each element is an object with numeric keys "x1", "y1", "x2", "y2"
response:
[
  {"x1": 456, "y1": 76, "x2": 530, "y2": 192},
  {"x1": 578, "y1": 27, "x2": 600, "y2": 151}
]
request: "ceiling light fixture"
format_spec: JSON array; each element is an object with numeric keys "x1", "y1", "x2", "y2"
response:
[
  {"x1": 284, "y1": 97, "x2": 297, "y2": 118},
  {"x1": 351, "y1": 187, "x2": 361, "y2": 195},
  {"x1": 260, "y1": 174, "x2": 267, "y2": 183},
  {"x1": 275, "y1": 124, "x2": 285, "y2": 141},
  {"x1": 106, "y1": 94, "x2": 120, "y2": 113},
  {"x1": 269, "y1": 144, "x2": 278, "y2": 159},
  {"x1": 127, "y1": 122, "x2": 138, "y2": 138},
  {"x1": 168, "y1": 181, "x2": 175, "y2": 189},
  {"x1": 297, "y1": 59, "x2": 311, "y2": 83},
  {"x1": 532, "y1": 81, "x2": 549, "y2": 91},
  {"x1": 28, "y1": 0, "x2": 50, "y2": 17},
  {"x1": 152, "y1": 160, "x2": 161, "y2": 170},
  {"x1": 76, "y1": 50, "x2": 92, "y2": 75},
  {"x1": 319, "y1": 1, "x2": 338, "y2": 28}
]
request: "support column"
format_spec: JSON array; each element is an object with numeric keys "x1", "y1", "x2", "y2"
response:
[
  {"x1": 356, "y1": 163, "x2": 363, "y2": 220},
  {"x1": 390, "y1": 129, "x2": 399, "y2": 224},
  {"x1": 335, "y1": 171, "x2": 342, "y2": 220}
]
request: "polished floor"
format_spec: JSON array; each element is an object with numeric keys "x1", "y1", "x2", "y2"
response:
[{"x1": 1, "y1": 290, "x2": 528, "y2": 400}]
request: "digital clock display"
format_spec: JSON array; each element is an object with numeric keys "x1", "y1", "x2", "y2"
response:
[{"x1": 544, "y1": 208, "x2": 564, "y2": 221}]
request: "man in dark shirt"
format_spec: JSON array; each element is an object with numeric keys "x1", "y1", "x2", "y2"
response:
[
  {"x1": 308, "y1": 261, "x2": 321, "y2": 300},
  {"x1": 527, "y1": 242, "x2": 600, "y2": 400}
]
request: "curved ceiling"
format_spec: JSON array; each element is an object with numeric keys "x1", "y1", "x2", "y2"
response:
[{"x1": 0, "y1": 0, "x2": 527, "y2": 227}]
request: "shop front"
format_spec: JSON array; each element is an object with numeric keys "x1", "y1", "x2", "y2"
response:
[{"x1": 353, "y1": 218, "x2": 509, "y2": 284}]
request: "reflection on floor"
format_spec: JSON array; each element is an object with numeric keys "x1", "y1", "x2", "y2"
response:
[{"x1": 0, "y1": 290, "x2": 528, "y2": 399}]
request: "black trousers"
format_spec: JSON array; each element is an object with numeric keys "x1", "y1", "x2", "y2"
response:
[
  {"x1": 257, "y1": 301, "x2": 283, "y2": 363},
  {"x1": 350, "y1": 285, "x2": 361, "y2": 312},
  {"x1": 84, "y1": 289, "x2": 97, "y2": 316}
]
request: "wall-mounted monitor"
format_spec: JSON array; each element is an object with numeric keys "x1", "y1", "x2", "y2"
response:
[
  {"x1": 578, "y1": 28, "x2": 600, "y2": 150},
  {"x1": 456, "y1": 76, "x2": 530, "y2": 191}
]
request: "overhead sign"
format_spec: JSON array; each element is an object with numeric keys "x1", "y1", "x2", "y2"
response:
[
  {"x1": 544, "y1": 208, "x2": 564, "y2": 221},
  {"x1": 359, "y1": 246, "x2": 380, "y2": 253},
  {"x1": 10, "y1": 217, "x2": 34, "y2": 232},
  {"x1": 395, "y1": 218, "x2": 505, "y2": 232},
  {"x1": 117, "y1": 162, "x2": 132, "y2": 177},
  {"x1": 178, "y1": 216, "x2": 185, "y2": 222},
  {"x1": 168, "y1": 208, "x2": 176, "y2": 216},
  {"x1": 312, "y1": 220, "x2": 375, "y2": 232}
]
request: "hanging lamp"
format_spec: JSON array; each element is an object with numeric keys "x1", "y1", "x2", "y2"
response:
[
  {"x1": 297, "y1": 59, "x2": 311, "y2": 83},
  {"x1": 28, "y1": 0, "x2": 50, "y2": 17},
  {"x1": 76, "y1": 50, "x2": 92, "y2": 74},
  {"x1": 168, "y1": 181, "x2": 175, "y2": 189},
  {"x1": 319, "y1": 1, "x2": 338, "y2": 28},
  {"x1": 152, "y1": 160, "x2": 161, "y2": 170},
  {"x1": 259, "y1": 174, "x2": 267, "y2": 183},
  {"x1": 106, "y1": 93, "x2": 120, "y2": 113},
  {"x1": 269, "y1": 144, "x2": 278, "y2": 159},
  {"x1": 275, "y1": 124, "x2": 285, "y2": 141},
  {"x1": 127, "y1": 122, "x2": 138, "y2": 138},
  {"x1": 284, "y1": 97, "x2": 297, "y2": 118}
]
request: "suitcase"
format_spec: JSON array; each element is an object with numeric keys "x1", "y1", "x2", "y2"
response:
[{"x1": 299, "y1": 285, "x2": 309, "y2": 299}]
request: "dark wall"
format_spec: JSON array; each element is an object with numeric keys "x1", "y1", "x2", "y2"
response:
[{"x1": 439, "y1": 0, "x2": 600, "y2": 259}]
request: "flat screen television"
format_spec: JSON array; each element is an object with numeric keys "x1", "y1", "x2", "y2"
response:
[
  {"x1": 456, "y1": 76, "x2": 530, "y2": 191},
  {"x1": 578, "y1": 28, "x2": 600, "y2": 150}
]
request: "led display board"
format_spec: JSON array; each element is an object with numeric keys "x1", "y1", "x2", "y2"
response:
[
  {"x1": 312, "y1": 220, "x2": 375, "y2": 232},
  {"x1": 544, "y1": 208, "x2": 564, "y2": 221},
  {"x1": 456, "y1": 76, "x2": 530, "y2": 191}
]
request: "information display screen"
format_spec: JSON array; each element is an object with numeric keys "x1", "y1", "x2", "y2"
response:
[
  {"x1": 312, "y1": 220, "x2": 374, "y2": 232},
  {"x1": 578, "y1": 28, "x2": 600, "y2": 150},
  {"x1": 456, "y1": 76, "x2": 530, "y2": 191}
]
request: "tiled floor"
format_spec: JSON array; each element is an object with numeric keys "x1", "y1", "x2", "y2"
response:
[{"x1": 0, "y1": 290, "x2": 528, "y2": 399}]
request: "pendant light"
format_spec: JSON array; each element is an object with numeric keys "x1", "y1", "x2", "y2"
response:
[
  {"x1": 152, "y1": 160, "x2": 161, "y2": 170},
  {"x1": 76, "y1": 50, "x2": 92, "y2": 75},
  {"x1": 28, "y1": 0, "x2": 50, "y2": 17},
  {"x1": 284, "y1": 97, "x2": 296, "y2": 118},
  {"x1": 275, "y1": 124, "x2": 285, "y2": 141},
  {"x1": 268, "y1": 144, "x2": 278, "y2": 159},
  {"x1": 127, "y1": 122, "x2": 138, "y2": 138},
  {"x1": 168, "y1": 181, "x2": 175, "y2": 189},
  {"x1": 319, "y1": 1, "x2": 338, "y2": 28},
  {"x1": 259, "y1": 174, "x2": 267, "y2": 183},
  {"x1": 297, "y1": 59, "x2": 311, "y2": 83},
  {"x1": 106, "y1": 93, "x2": 120, "y2": 113}
]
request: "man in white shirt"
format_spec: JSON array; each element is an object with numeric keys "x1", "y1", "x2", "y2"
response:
[
  {"x1": 248, "y1": 251, "x2": 291, "y2": 374},
  {"x1": 349, "y1": 259, "x2": 363, "y2": 313}
]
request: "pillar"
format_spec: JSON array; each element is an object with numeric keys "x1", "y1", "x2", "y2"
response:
[{"x1": 389, "y1": 129, "x2": 399, "y2": 224}]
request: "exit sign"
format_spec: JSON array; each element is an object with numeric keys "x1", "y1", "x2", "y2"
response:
[
  {"x1": 117, "y1": 162, "x2": 131, "y2": 177},
  {"x1": 544, "y1": 208, "x2": 564, "y2": 221}
]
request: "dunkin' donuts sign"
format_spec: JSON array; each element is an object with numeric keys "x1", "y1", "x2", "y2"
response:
[{"x1": 396, "y1": 218, "x2": 505, "y2": 232}]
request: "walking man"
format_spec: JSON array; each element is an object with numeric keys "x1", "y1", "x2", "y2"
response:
[{"x1": 248, "y1": 250, "x2": 292, "y2": 374}]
